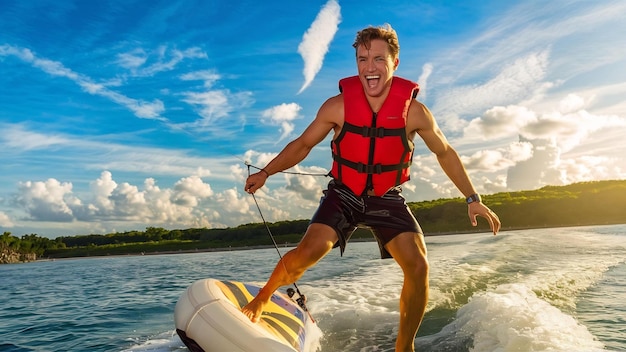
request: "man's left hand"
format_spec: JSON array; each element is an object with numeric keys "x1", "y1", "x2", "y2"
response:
[{"x1": 468, "y1": 202, "x2": 501, "y2": 235}]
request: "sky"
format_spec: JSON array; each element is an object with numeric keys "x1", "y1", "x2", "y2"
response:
[{"x1": 1, "y1": 0, "x2": 626, "y2": 239}]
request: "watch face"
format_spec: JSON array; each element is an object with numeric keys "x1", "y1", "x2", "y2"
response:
[{"x1": 466, "y1": 194, "x2": 480, "y2": 203}]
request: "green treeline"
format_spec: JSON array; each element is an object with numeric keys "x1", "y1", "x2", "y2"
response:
[
  {"x1": 1, "y1": 232, "x2": 65, "y2": 259},
  {"x1": 2, "y1": 179, "x2": 625, "y2": 262},
  {"x1": 410, "y1": 179, "x2": 626, "y2": 233}
]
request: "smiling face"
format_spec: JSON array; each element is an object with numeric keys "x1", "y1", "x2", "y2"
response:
[{"x1": 356, "y1": 38, "x2": 399, "y2": 98}]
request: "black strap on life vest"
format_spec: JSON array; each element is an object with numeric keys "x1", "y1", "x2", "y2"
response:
[
  {"x1": 333, "y1": 121, "x2": 411, "y2": 175},
  {"x1": 341, "y1": 121, "x2": 405, "y2": 138},
  {"x1": 332, "y1": 153, "x2": 411, "y2": 174}
]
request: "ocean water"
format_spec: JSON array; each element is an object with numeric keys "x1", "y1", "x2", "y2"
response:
[{"x1": 1, "y1": 224, "x2": 624, "y2": 352}]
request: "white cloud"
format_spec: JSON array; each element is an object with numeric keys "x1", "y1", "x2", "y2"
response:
[
  {"x1": 283, "y1": 165, "x2": 328, "y2": 202},
  {"x1": 262, "y1": 103, "x2": 302, "y2": 123},
  {"x1": 0, "y1": 44, "x2": 32, "y2": 60},
  {"x1": 180, "y1": 70, "x2": 221, "y2": 88},
  {"x1": 91, "y1": 171, "x2": 118, "y2": 213},
  {"x1": 142, "y1": 47, "x2": 207, "y2": 76},
  {"x1": 464, "y1": 94, "x2": 626, "y2": 153},
  {"x1": 461, "y1": 141, "x2": 534, "y2": 173},
  {"x1": 4, "y1": 43, "x2": 251, "y2": 135},
  {"x1": 558, "y1": 155, "x2": 623, "y2": 185},
  {"x1": 507, "y1": 138, "x2": 562, "y2": 190},
  {"x1": 126, "y1": 98, "x2": 165, "y2": 119},
  {"x1": 241, "y1": 189, "x2": 295, "y2": 224},
  {"x1": 172, "y1": 175, "x2": 214, "y2": 207},
  {"x1": 434, "y1": 51, "x2": 550, "y2": 131},
  {"x1": 462, "y1": 94, "x2": 626, "y2": 191},
  {"x1": 109, "y1": 182, "x2": 147, "y2": 220},
  {"x1": 261, "y1": 103, "x2": 302, "y2": 141},
  {"x1": 1, "y1": 44, "x2": 166, "y2": 120},
  {"x1": 559, "y1": 93, "x2": 587, "y2": 114},
  {"x1": 117, "y1": 46, "x2": 207, "y2": 76},
  {"x1": 1, "y1": 124, "x2": 68, "y2": 151},
  {"x1": 116, "y1": 48, "x2": 148, "y2": 69},
  {"x1": 216, "y1": 188, "x2": 249, "y2": 214},
  {"x1": 183, "y1": 90, "x2": 230, "y2": 119},
  {"x1": 16, "y1": 179, "x2": 79, "y2": 222},
  {"x1": 297, "y1": 0, "x2": 341, "y2": 94},
  {"x1": 178, "y1": 88, "x2": 254, "y2": 134},
  {"x1": 417, "y1": 63, "x2": 433, "y2": 99},
  {"x1": 242, "y1": 150, "x2": 280, "y2": 177},
  {"x1": 174, "y1": 68, "x2": 255, "y2": 135},
  {"x1": 12, "y1": 171, "x2": 223, "y2": 230},
  {"x1": 464, "y1": 105, "x2": 537, "y2": 141},
  {"x1": 0, "y1": 212, "x2": 15, "y2": 228},
  {"x1": 523, "y1": 108, "x2": 626, "y2": 154},
  {"x1": 0, "y1": 123, "x2": 240, "y2": 185},
  {"x1": 410, "y1": 90, "x2": 626, "y2": 199}
]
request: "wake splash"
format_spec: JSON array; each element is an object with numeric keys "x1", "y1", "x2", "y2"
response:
[
  {"x1": 304, "y1": 317, "x2": 324, "y2": 352},
  {"x1": 121, "y1": 331, "x2": 183, "y2": 351},
  {"x1": 419, "y1": 283, "x2": 605, "y2": 352}
]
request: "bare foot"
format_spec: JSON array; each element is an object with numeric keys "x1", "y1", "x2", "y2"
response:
[{"x1": 241, "y1": 296, "x2": 268, "y2": 323}]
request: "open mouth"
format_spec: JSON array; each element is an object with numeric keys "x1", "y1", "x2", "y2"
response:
[{"x1": 365, "y1": 75, "x2": 380, "y2": 88}]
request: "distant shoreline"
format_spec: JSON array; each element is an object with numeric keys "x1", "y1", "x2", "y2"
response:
[{"x1": 36, "y1": 224, "x2": 621, "y2": 262}]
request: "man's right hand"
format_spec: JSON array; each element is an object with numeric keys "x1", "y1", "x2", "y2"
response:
[{"x1": 245, "y1": 171, "x2": 269, "y2": 194}]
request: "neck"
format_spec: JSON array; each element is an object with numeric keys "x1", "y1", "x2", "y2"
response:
[{"x1": 366, "y1": 87, "x2": 391, "y2": 112}]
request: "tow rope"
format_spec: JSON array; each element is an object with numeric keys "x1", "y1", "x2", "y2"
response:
[{"x1": 246, "y1": 163, "x2": 315, "y2": 323}]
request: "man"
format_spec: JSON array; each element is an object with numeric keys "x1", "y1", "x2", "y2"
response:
[{"x1": 243, "y1": 24, "x2": 501, "y2": 351}]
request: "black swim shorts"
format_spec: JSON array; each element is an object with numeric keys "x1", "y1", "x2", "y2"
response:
[{"x1": 310, "y1": 180, "x2": 422, "y2": 259}]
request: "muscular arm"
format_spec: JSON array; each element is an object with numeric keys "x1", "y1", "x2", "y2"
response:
[
  {"x1": 245, "y1": 96, "x2": 341, "y2": 193},
  {"x1": 262, "y1": 119, "x2": 330, "y2": 175},
  {"x1": 411, "y1": 101, "x2": 501, "y2": 234},
  {"x1": 409, "y1": 102, "x2": 473, "y2": 194},
  {"x1": 421, "y1": 131, "x2": 476, "y2": 197}
]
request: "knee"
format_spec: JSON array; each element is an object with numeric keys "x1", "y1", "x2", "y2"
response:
[
  {"x1": 285, "y1": 238, "x2": 334, "y2": 276},
  {"x1": 403, "y1": 255, "x2": 429, "y2": 280},
  {"x1": 293, "y1": 240, "x2": 334, "y2": 262},
  {"x1": 294, "y1": 224, "x2": 337, "y2": 261}
]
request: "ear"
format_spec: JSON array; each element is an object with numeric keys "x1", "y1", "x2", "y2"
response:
[{"x1": 394, "y1": 57, "x2": 399, "y2": 70}]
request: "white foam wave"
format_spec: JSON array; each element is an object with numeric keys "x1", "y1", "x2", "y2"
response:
[
  {"x1": 304, "y1": 317, "x2": 324, "y2": 352},
  {"x1": 431, "y1": 283, "x2": 605, "y2": 352},
  {"x1": 121, "y1": 330, "x2": 184, "y2": 352},
  {"x1": 302, "y1": 274, "x2": 401, "y2": 352}
]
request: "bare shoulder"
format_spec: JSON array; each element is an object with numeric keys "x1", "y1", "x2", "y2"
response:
[
  {"x1": 408, "y1": 99, "x2": 450, "y2": 152},
  {"x1": 295, "y1": 94, "x2": 343, "y2": 146},
  {"x1": 316, "y1": 94, "x2": 344, "y2": 129},
  {"x1": 407, "y1": 99, "x2": 436, "y2": 133},
  {"x1": 319, "y1": 94, "x2": 343, "y2": 118}
]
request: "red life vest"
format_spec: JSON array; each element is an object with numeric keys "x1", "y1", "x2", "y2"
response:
[{"x1": 330, "y1": 75, "x2": 419, "y2": 196}]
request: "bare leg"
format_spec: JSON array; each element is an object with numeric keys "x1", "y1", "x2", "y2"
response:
[
  {"x1": 242, "y1": 223, "x2": 338, "y2": 322},
  {"x1": 385, "y1": 232, "x2": 429, "y2": 352}
]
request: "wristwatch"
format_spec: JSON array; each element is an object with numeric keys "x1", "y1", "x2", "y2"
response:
[{"x1": 466, "y1": 194, "x2": 481, "y2": 204}]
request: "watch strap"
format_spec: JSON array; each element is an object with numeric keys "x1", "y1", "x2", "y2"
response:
[{"x1": 466, "y1": 194, "x2": 481, "y2": 204}]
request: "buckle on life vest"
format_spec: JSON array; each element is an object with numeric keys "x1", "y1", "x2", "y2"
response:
[
  {"x1": 361, "y1": 126, "x2": 386, "y2": 138},
  {"x1": 357, "y1": 162, "x2": 384, "y2": 174}
]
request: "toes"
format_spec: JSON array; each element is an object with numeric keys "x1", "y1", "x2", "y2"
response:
[{"x1": 241, "y1": 308, "x2": 260, "y2": 323}]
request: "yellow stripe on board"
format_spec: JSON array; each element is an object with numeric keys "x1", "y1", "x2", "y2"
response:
[
  {"x1": 216, "y1": 280, "x2": 251, "y2": 308},
  {"x1": 216, "y1": 280, "x2": 304, "y2": 351}
]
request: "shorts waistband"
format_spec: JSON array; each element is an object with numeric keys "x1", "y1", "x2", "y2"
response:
[{"x1": 329, "y1": 179, "x2": 402, "y2": 197}]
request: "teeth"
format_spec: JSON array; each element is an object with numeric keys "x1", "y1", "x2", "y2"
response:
[{"x1": 366, "y1": 75, "x2": 380, "y2": 79}]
